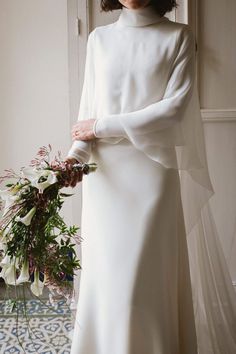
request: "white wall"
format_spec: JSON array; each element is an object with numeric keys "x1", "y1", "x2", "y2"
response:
[
  {"x1": 0, "y1": 0, "x2": 74, "y2": 224},
  {"x1": 204, "y1": 121, "x2": 236, "y2": 280},
  {"x1": 197, "y1": 0, "x2": 236, "y2": 281}
]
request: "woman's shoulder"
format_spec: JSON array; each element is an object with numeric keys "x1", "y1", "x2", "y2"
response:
[
  {"x1": 162, "y1": 18, "x2": 193, "y2": 37},
  {"x1": 88, "y1": 19, "x2": 194, "y2": 46},
  {"x1": 86, "y1": 23, "x2": 117, "y2": 49},
  {"x1": 160, "y1": 19, "x2": 195, "y2": 51},
  {"x1": 88, "y1": 22, "x2": 116, "y2": 41}
]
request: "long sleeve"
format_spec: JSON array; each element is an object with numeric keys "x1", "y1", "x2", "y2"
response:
[
  {"x1": 93, "y1": 26, "x2": 195, "y2": 143},
  {"x1": 67, "y1": 31, "x2": 95, "y2": 163}
]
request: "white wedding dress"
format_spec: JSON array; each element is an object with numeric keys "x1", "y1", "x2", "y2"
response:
[{"x1": 68, "y1": 6, "x2": 236, "y2": 354}]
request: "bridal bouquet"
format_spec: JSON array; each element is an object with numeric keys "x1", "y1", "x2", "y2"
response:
[{"x1": 0, "y1": 145, "x2": 96, "y2": 300}]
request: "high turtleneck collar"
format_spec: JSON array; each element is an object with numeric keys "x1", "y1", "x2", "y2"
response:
[{"x1": 116, "y1": 5, "x2": 169, "y2": 27}]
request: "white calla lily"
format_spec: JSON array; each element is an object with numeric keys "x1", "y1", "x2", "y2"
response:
[
  {"x1": 17, "y1": 260, "x2": 30, "y2": 284},
  {"x1": 21, "y1": 168, "x2": 57, "y2": 193},
  {"x1": 0, "y1": 222, "x2": 13, "y2": 242},
  {"x1": 21, "y1": 167, "x2": 39, "y2": 180},
  {"x1": 0, "y1": 253, "x2": 11, "y2": 266},
  {"x1": 0, "y1": 226, "x2": 12, "y2": 252},
  {"x1": 0, "y1": 258, "x2": 18, "y2": 285},
  {"x1": 0, "y1": 189, "x2": 20, "y2": 216},
  {"x1": 30, "y1": 269, "x2": 45, "y2": 296},
  {"x1": 0, "y1": 254, "x2": 19, "y2": 268},
  {"x1": 0, "y1": 241, "x2": 7, "y2": 252},
  {"x1": 0, "y1": 186, "x2": 18, "y2": 199},
  {"x1": 15, "y1": 207, "x2": 36, "y2": 226},
  {"x1": 4, "y1": 264, "x2": 17, "y2": 285},
  {"x1": 33, "y1": 171, "x2": 57, "y2": 194}
]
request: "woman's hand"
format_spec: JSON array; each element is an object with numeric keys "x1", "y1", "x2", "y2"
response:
[
  {"x1": 64, "y1": 157, "x2": 83, "y2": 188},
  {"x1": 72, "y1": 119, "x2": 96, "y2": 141}
]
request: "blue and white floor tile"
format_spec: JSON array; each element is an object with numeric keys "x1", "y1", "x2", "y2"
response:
[{"x1": 0, "y1": 300, "x2": 73, "y2": 354}]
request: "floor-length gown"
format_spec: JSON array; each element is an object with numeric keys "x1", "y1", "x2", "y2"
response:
[
  {"x1": 71, "y1": 139, "x2": 197, "y2": 354},
  {"x1": 68, "y1": 5, "x2": 236, "y2": 354}
]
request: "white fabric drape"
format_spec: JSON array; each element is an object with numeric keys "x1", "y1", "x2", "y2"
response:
[{"x1": 67, "y1": 6, "x2": 236, "y2": 353}]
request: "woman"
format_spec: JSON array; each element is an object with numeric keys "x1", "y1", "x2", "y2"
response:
[{"x1": 66, "y1": 1, "x2": 236, "y2": 353}]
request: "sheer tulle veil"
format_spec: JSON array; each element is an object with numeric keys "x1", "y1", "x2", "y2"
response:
[{"x1": 175, "y1": 80, "x2": 236, "y2": 353}]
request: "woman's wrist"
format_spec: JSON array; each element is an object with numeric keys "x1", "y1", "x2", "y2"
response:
[
  {"x1": 67, "y1": 140, "x2": 91, "y2": 163},
  {"x1": 93, "y1": 117, "x2": 127, "y2": 139}
]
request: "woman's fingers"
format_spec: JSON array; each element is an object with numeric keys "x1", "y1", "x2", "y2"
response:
[
  {"x1": 65, "y1": 157, "x2": 78, "y2": 165},
  {"x1": 64, "y1": 158, "x2": 83, "y2": 187},
  {"x1": 70, "y1": 169, "x2": 83, "y2": 187},
  {"x1": 72, "y1": 132, "x2": 93, "y2": 141},
  {"x1": 71, "y1": 119, "x2": 96, "y2": 141}
]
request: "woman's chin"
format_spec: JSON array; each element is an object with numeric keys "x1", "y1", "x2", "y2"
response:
[{"x1": 121, "y1": 0, "x2": 151, "y2": 10}]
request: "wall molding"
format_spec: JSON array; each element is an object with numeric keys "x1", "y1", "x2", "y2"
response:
[{"x1": 201, "y1": 109, "x2": 236, "y2": 123}]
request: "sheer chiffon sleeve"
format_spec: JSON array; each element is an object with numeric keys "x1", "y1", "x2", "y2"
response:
[{"x1": 67, "y1": 31, "x2": 95, "y2": 163}]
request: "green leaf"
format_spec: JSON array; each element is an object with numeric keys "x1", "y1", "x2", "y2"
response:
[{"x1": 60, "y1": 193, "x2": 74, "y2": 198}]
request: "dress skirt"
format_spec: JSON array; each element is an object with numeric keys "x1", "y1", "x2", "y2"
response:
[{"x1": 70, "y1": 138, "x2": 198, "y2": 354}]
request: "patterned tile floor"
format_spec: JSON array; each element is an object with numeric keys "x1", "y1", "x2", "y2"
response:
[{"x1": 0, "y1": 298, "x2": 73, "y2": 354}]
